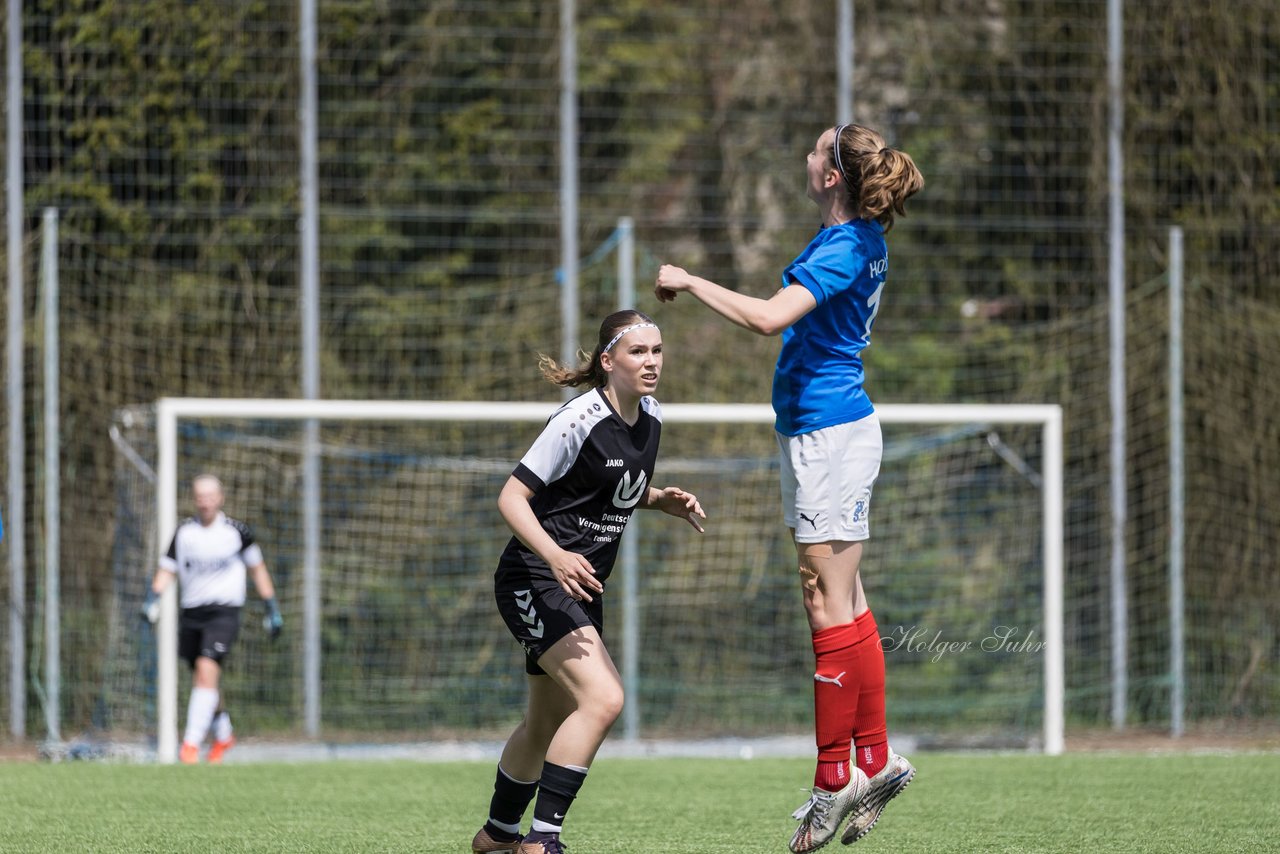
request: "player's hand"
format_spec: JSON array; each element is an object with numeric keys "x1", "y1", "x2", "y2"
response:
[
  {"x1": 547, "y1": 548, "x2": 603, "y2": 603},
  {"x1": 262, "y1": 597, "x2": 283, "y2": 639},
  {"x1": 654, "y1": 264, "x2": 693, "y2": 303},
  {"x1": 652, "y1": 486, "x2": 706, "y2": 533},
  {"x1": 141, "y1": 590, "x2": 161, "y2": 624}
]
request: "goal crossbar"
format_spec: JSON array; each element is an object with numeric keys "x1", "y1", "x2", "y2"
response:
[{"x1": 154, "y1": 398, "x2": 1064, "y2": 761}]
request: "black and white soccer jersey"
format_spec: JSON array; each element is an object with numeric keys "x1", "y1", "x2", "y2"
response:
[
  {"x1": 159, "y1": 512, "x2": 264, "y2": 608},
  {"x1": 498, "y1": 388, "x2": 662, "y2": 586}
]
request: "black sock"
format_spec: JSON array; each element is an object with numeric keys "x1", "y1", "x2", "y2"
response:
[
  {"x1": 531, "y1": 762, "x2": 588, "y2": 833},
  {"x1": 486, "y1": 765, "x2": 539, "y2": 836}
]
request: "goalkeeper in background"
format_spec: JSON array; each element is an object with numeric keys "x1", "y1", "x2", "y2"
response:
[
  {"x1": 656, "y1": 124, "x2": 923, "y2": 851},
  {"x1": 143, "y1": 474, "x2": 283, "y2": 764}
]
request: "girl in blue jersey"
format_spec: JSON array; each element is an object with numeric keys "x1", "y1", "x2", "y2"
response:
[
  {"x1": 472, "y1": 310, "x2": 706, "y2": 854},
  {"x1": 655, "y1": 124, "x2": 923, "y2": 852}
]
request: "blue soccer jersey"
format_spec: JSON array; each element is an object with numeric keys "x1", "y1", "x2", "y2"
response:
[{"x1": 772, "y1": 219, "x2": 888, "y2": 436}]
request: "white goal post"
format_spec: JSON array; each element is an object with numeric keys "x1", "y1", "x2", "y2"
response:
[{"x1": 154, "y1": 397, "x2": 1063, "y2": 762}]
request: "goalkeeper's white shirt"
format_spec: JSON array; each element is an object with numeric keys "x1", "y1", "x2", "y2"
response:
[{"x1": 159, "y1": 512, "x2": 264, "y2": 608}]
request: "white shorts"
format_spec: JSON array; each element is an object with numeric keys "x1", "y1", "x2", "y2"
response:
[{"x1": 777, "y1": 414, "x2": 882, "y2": 543}]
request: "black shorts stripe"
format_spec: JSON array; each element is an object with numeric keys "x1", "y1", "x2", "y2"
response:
[{"x1": 494, "y1": 574, "x2": 603, "y2": 676}]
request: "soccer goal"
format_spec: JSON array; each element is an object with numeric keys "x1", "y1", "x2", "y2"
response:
[{"x1": 123, "y1": 398, "x2": 1062, "y2": 762}]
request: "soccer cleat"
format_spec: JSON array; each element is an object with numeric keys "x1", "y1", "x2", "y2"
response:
[
  {"x1": 840, "y1": 749, "x2": 916, "y2": 845},
  {"x1": 789, "y1": 769, "x2": 870, "y2": 853},
  {"x1": 178, "y1": 742, "x2": 200, "y2": 765},
  {"x1": 516, "y1": 833, "x2": 567, "y2": 854},
  {"x1": 471, "y1": 826, "x2": 523, "y2": 854},
  {"x1": 207, "y1": 736, "x2": 236, "y2": 764}
]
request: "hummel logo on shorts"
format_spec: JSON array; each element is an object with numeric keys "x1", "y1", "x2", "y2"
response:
[{"x1": 514, "y1": 590, "x2": 545, "y2": 639}]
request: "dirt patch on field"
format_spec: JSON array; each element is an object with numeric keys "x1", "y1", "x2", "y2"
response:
[
  {"x1": 0, "y1": 742, "x2": 39, "y2": 762},
  {"x1": 1068, "y1": 723, "x2": 1280, "y2": 753}
]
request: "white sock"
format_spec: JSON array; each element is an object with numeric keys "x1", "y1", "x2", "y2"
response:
[
  {"x1": 213, "y1": 711, "x2": 234, "y2": 743},
  {"x1": 489, "y1": 818, "x2": 521, "y2": 835},
  {"x1": 183, "y1": 687, "x2": 219, "y2": 746}
]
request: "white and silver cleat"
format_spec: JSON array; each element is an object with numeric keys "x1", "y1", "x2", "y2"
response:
[
  {"x1": 841, "y1": 749, "x2": 916, "y2": 845},
  {"x1": 789, "y1": 769, "x2": 870, "y2": 853}
]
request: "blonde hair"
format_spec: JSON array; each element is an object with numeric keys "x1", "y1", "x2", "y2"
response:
[
  {"x1": 538, "y1": 309, "x2": 657, "y2": 389},
  {"x1": 191, "y1": 473, "x2": 224, "y2": 494},
  {"x1": 829, "y1": 124, "x2": 924, "y2": 232}
]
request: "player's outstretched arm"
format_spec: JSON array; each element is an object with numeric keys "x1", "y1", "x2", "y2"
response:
[
  {"x1": 497, "y1": 475, "x2": 603, "y2": 603},
  {"x1": 654, "y1": 264, "x2": 817, "y2": 336},
  {"x1": 643, "y1": 486, "x2": 706, "y2": 533}
]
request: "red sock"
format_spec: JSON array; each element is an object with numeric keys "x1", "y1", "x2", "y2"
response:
[
  {"x1": 815, "y1": 759, "x2": 852, "y2": 791},
  {"x1": 855, "y1": 742, "x2": 889, "y2": 779},
  {"x1": 811, "y1": 621, "x2": 861, "y2": 789},
  {"x1": 851, "y1": 610, "x2": 888, "y2": 778}
]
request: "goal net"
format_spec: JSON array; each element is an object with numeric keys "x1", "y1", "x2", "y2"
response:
[{"x1": 106, "y1": 399, "x2": 1062, "y2": 762}]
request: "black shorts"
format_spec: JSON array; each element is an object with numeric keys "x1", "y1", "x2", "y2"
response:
[
  {"x1": 179, "y1": 605, "x2": 242, "y2": 667},
  {"x1": 495, "y1": 573, "x2": 604, "y2": 676}
]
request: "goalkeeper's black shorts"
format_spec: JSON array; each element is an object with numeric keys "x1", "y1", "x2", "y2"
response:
[
  {"x1": 179, "y1": 604, "x2": 242, "y2": 667},
  {"x1": 494, "y1": 574, "x2": 604, "y2": 676}
]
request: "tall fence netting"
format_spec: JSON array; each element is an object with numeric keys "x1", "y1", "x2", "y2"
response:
[{"x1": 0, "y1": 0, "x2": 1276, "y2": 742}]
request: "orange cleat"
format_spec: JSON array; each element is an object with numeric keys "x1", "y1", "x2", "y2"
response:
[
  {"x1": 208, "y1": 736, "x2": 236, "y2": 764},
  {"x1": 179, "y1": 742, "x2": 200, "y2": 765}
]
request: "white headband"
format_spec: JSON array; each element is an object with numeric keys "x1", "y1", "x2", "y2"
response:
[
  {"x1": 832, "y1": 124, "x2": 851, "y2": 186},
  {"x1": 603, "y1": 322, "x2": 659, "y2": 353}
]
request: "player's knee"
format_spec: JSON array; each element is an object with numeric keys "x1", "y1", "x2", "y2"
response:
[
  {"x1": 525, "y1": 706, "x2": 571, "y2": 743},
  {"x1": 193, "y1": 656, "x2": 221, "y2": 688},
  {"x1": 519, "y1": 714, "x2": 549, "y2": 745},
  {"x1": 585, "y1": 682, "x2": 625, "y2": 727}
]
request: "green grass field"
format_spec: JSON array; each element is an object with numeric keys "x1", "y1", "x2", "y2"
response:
[{"x1": 2, "y1": 752, "x2": 1277, "y2": 853}]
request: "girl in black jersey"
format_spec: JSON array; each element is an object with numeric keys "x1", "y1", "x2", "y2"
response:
[{"x1": 472, "y1": 310, "x2": 706, "y2": 854}]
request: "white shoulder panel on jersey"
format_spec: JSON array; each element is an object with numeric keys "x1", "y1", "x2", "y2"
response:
[
  {"x1": 519, "y1": 389, "x2": 611, "y2": 487},
  {"x1": 640, "y1": 395, "x2": 663, "y2": 423}
]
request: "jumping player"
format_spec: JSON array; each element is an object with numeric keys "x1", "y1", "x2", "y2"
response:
[
  {"x1": 655, "y1": 124, "x2": 924, "y2": 850},
  {"x1": 471, "y1": 310, "x2": 706, "y2": 854},
  {"x1": 143, "y1": 474, "x2": 283, "y2": 764}
]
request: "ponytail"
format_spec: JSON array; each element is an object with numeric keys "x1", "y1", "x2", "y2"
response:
[{"x1": 830, "y1": 125, "x2": 924, "y2": 232}]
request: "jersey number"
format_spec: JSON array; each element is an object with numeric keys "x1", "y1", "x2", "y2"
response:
[{"x1": 864, "y1": 280, "x2": 886, "y2": 343}]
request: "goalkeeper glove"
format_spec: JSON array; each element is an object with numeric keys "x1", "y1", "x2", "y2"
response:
[
  {"x1": 262, "y1": 597, "x2": 283, "y2": 639},
  {"x1": 141, "y1": 589, "x2": 161, "y2": 624}
]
